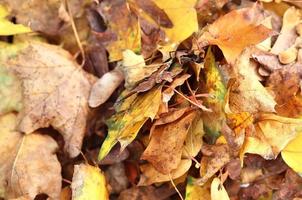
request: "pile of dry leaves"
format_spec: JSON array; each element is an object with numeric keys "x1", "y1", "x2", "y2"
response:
[{"x1": 0, "y1": 0, "x2": 302, "y2": 199}]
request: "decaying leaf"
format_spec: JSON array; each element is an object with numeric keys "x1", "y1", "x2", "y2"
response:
[
  {"x1": 228, "y1": 50, "x2": 276, "y2": 113},
  {"x1": 185, "y1": 177, "x2": 211, "y2": 200},
  {"x1": 266, "y1": 64, "x2": 302, "y2": 117},
  {"x1": 281, "y1": 133, "x2": 302, "y2": 173},
  {"x1": 0, "y1": 4, "x2": 31, "y2": 35},
  {"x1": 0, "y1": 113, "x2": 61, "y2": 199},
  {"x1": 7, "y1": 42, "x2": 95, "y2": 158},
  {"x1": 138, "y1": 159, "x2": 192, "y2": 186},
  {"x1": 197, "y1": 4, "x2": 273, "y2": 63},
  {"x1": 99, "y1": 86, "x2": 162, "y2": 160},
  {"x1": 210, "y1": 178, "x2": 230, "y2": 200},
  {"x1": 197, "y1": 144, "x2": 230, "y2": 185},
  {"x1": 71, "y1": 164, "x2": 109, "y2": 200},
  {"x1": 142, "y1": 111, "x2": 196, "y2": 174}
]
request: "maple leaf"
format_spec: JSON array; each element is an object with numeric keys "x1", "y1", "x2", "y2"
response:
[
  {"x1": 7, "y1": 42, "x2": 95, "y2": 158},
  {"x1": 0, "y1": 113, "x2": 61, "y2": 199},
  {"x1": 71, "y1": 164, "x2": 108, "y2": 200},
  {"x1": 197, "y1": 4, "x2": 273, "y2": 63},
  {"x1": 99, "y1": 86, "x2": 162, "y2": 160}
]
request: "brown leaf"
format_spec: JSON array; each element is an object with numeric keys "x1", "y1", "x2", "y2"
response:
[
  {"x1": 197, "y1": 4, "x2": 273, "y2": 63},
  {"x1": 266, "y1": 65, "x2": 302, "y2": 117},
  {"x1": 142, "y1": 111, "x2": 196, "y2": 174},
  {"x1": 197, "y1": 144, "x2": 230, "y2": 185},
  {"x1": 2, "y1": 0, "x2": 63, "y2": 35},
  {"x1": 0, "y1": 113, "x2": 61, "y2": 199},
  {"x1": 138, "y1": 159, "x2": 192, "y2": 186},
  {"x1": 8, "y1": 42, "x2": 95, "y2": 158},
  {"x1": 118, "y1": 186, "x2": 158, "y2": 200}
]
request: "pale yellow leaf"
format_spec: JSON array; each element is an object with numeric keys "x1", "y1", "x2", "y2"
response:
[
  {"x1": 71, "y1": 164, "x2": 108, "y2": 200},
  {"x1": 210, "y1": 178, "x2": 230, "y2": 200},
  {"x1": 281, "y1": 133, "x2": 302, "y2": 173}
]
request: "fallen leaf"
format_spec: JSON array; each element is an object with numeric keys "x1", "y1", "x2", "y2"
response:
[
  {"x1": 228, "y1": 50, "x2": 276, "y2": 113},
  {"x1": 281, "y1": 133, "x2": 302, "y2": 173},
  {"x1": 202, "y1": 47, "x2": 226, "y2": 140},
  {"x1": 99, "y1": 86, "x2": 162, "y2": 160},
  {"x1": 266, "y1": 65, "x2": 302, "y2": 117},
  {"x1": 153, "y1": 0, "x2": 198, "y2": 44},
  {"x1": 0, "y1": 42, "x2": 23, "y2": 115},
  {"x1": 7, "y1": 42, "x2": 95, "y2": 158},
  {"x1": 89, "y1": 68, "x2": 124, "y2": 107},
  {"x1": 138, "y1": 159, "x2": 192, "y2": 186},
  {"x1": 0, "y1": 113, "x2": 61, "y2": 199},
  {"x1": 132, "y1": 0, "x2": 198, "y2": 51},
  {"x1": 71, "y1": 164, "x2": 108, "y2": 200},
  {"x1": 142, "y1": 111, "x2": 196, "y2": 174},
  {"x1": 1, "y1": 0, "x2": 63, "y2": 35},
  {"x1": 162, "y1": 74, "x2": 191, "y2": 103},
  {"x1": 185, "y1": 177, "x2": 211, "y2": 200},
  {"x1": 240, "y1": 114, "x2": 302, "y2": 162},
  {"x1": 197, "y1": 4, "x2": 273, "y2": 63},
  {"x1": 0, "y1": 4, "x2": 31, "y2": 35},
  {"x1": 183, "y1": 114, "x2": 204, "y2": 158},
  {"x1": 197, "y1": 144, "x2": 230, "y2": 185},
  {"x1": 211, "y1": 177, "x2": 230, "y2": 200},
  {"x1": 121, "y1": 49, "x2": 160, "y2": 89},
  {"x1": 95, "y1": 0, "x2": 141, "y2": 61}
]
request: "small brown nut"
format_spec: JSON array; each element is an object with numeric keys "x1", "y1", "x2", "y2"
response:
[{"x1": 278, "y1": 46, "x2": 298, "y2": 64}]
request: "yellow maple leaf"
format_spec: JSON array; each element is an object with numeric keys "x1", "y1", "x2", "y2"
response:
[{"x1": 99, "y1": 86, "x2": 162, "y2": 160}]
